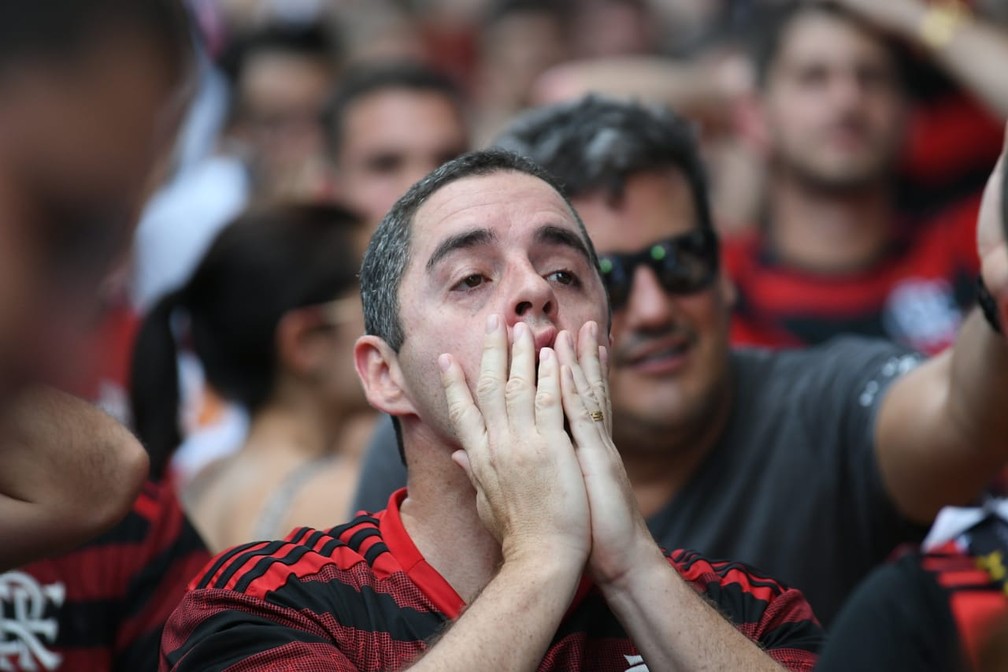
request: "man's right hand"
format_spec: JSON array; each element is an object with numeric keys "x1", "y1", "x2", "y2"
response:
[{"x1": 439, "y1": 314, "x2": 591, "y2": 568}]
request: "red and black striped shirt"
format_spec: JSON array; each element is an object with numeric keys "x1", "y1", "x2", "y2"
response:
[
  {"x1": 161, "y1": 489, "x2": 822, "y2": 671},
  {"x1": 0, "y1": 481, "x2": 209, "y2": 671},
  {"x1": 724, "y1": 195, "x2": 982, "y2": 355}
]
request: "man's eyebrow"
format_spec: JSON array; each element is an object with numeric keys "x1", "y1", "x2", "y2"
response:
[
  {"x1": 426, "y1": 228, "x2": 496, "y2": 272},
  {"x1": 535, "y1": 225, "x2": 593, "y2": 265}
]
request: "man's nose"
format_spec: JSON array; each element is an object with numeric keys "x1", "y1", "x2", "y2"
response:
[
  {"x1": 623, "y1": 265, "x2": 680, "y2": 329},
  {"x1": 504, "y1": 267, "x2": 558, "y2": 337}
]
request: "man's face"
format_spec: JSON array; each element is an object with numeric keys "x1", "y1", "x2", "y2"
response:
[
  {"x1": 332, "y1": 88, "x2": 468, "y2": 228},
  {"x1": 393, "y1": 171, "x2": 609, "y2": 442},
  {"x1": 762, "y1": 12, "x2": 906, "y2": 190},
  {"x1": 572, "y1": 170, "x2": 731, "y2": 450},
  {"x1": 0, "y1": 37, "x2": 185, "y2": 402},
  {"x1": 234, "y1": 51, "x2": 332, "y2": 191}
]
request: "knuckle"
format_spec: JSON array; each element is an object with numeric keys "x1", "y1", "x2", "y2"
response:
[
  {"x1": 535, "y1": 390, "x2": 557, "y2": 410},
  {"x1": 476, "y1": 375, "x2": 500, "y2": 400},
  {"x1": 504, "y1": 376, "x2": 528, "y2": 401}
]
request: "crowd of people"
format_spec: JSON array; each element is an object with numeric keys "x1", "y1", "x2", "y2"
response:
[{"x1": 1, "y1": 0, "x2": 1008, "y2": 670}]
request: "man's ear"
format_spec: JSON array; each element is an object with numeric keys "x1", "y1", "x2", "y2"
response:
[{"x1": 354, "y1": 335, "x2": 417, "y2": 416}]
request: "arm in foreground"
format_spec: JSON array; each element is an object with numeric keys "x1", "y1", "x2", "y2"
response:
[
  {"x1": 876, "y1": 133, "x2": 1008, "y2": 524},
  {"x1": 0, "y1": 387, "x2": 148, "y2": 569}
]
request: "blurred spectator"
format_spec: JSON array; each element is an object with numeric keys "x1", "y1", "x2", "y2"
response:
[
  {"x1": 353, "y1": 96, "x2": 1008, "y2": 625},
  {"x1": 568, "y1": 0, "x2": 662, "y2": 58},
  {"x1": 471, "y1": 0, "x2": 570, "y2": 145},
  {"x1": 219, "y1": 21, "x2": 341, "y2": 200},
  {"x1": 130, "y1": 203, "x2": 374, "y2": 552},
  {"x1": 726, "y1": 2, "x2": 985, "y2": 353},
  {"x1": 0, "y1": 481, "x2": 209, "y2": 670},
  {"x1": 0, "y1": 0, "x2": 193, "y2": 570},
  {"x1": 323, "y1": 61, "x2": 470, "y2": 229}
]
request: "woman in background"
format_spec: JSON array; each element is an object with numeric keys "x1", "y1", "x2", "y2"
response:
[{"x1": 130, "y1": 203, "x2": 375, "y2": 552}]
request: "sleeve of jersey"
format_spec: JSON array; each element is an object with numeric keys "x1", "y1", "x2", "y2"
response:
[
  {"x1": 160, "y1": 587, "x2": 359, "y2": 672},
  {"x1": 670, "y1": 550, "x2": 824, "y2": 672}
]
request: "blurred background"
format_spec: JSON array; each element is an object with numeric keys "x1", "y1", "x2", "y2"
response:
[{"x1": 72, "y1": 0, "x2": 1005, "y2": 503}]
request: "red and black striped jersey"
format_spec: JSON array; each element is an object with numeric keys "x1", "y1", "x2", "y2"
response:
[
  {"x1": 161, "y1": 489, "x2": 822, "y2": 671},
  {"x1": 724, "y1": 195, "x2": 982, "y2": 355},
  {"x1": 0, "y1": 480, "x2": 209, "y2": 671}
]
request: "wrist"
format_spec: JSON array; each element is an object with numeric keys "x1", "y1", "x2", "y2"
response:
[{"x1": 593, "y1": 532, "x2": 667, "y2": 593}]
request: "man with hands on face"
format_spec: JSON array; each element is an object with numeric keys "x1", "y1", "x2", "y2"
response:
[{"x1": 161, "y1": 150, "x2": 822, "y2": 671}]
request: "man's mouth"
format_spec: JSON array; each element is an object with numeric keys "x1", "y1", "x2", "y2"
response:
[{"x1": 620, "y1": 334, "x2": 694, "y2": 373}]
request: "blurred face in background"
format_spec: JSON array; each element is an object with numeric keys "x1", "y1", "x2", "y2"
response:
[
  {"x1": 0, "y1": 34, "x2": 186, "y2": 403},
  {"x1": 761, "y1": 10, "x2": 906, "y2": 191},
  {"x1": 330, "y1": 88, "x2": 468, "y2": 228},
  {"x1": 232, "y1": 49, "x2": 334, "y2": 196}
]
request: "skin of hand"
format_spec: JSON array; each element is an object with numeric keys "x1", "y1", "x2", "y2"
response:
[
  {"x1": 439, "y1": 315, "x2": 592, "y2": 566},
  {"x1": 553, "y1": 321, "x2": 656, "y2": 587},
  {"x1": 977, "y1": 126, "x2": 1008, "y2": 306}
]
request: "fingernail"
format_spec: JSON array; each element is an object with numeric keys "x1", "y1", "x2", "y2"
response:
[
  {"x1": 486, "y1": 314, "x2": 499, "y2": 333},
  {"x1": 514, "y1": 321, "x2": 527, "y2": 340},
  {"x1": 588, "y1": 321, "x2": 597, "y2": 339},
  {"x1": 540, "y1": 347, "x2": 552, "y2": 361},
  {"x1": 438, "y1": 353, "x2": 451, "y2": 372}
]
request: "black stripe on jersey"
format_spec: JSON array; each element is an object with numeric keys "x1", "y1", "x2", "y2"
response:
[
  {"x1": 363, "y1": 541, "x2": 390, "y2": 566},
  {"x1": 318, "y1": 537, "x2": 349, "y2": 558},
  {"x1": 119, "y1": 524, "x2": 207, "y2": 621},
  {"x1": 196, "y1": 542, "x2": 263, "y2": 590},
  {"x1": 758, "y1": 618, "x2": 824, "y2": 654},
  {"x1": 327, "y1": 515, "x2": 379, "y2": 539},
  {"x1": 207, "y1": 541, "x2": 289, "y2": 590},
  {"x1": 261, "y1": 577, "x2": 448, "y2": 644},
  {"x1": 164, "y1": 605, "x2": 338, "y2": 670},
  {"x1": 234, "y1": 543, "x2": 315, "y2": 594},
  {"x1": 346, "y1": 527, "x2": 381, "y2": 552},
  {"x1": 553, "y1": 591, "x2": 627, "y2": 642},
  {"x1": 286, "y1": 527, "x2": 314, "y2": 546},
  {"x1": 86, "y1": 510, "x2": 152, "y2": 546}
]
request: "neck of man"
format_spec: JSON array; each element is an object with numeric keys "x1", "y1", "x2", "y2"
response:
[
  {"x1": 615, "y1": 374, "x2": 735, "y2": 519},
  {"x1": 397, "y1": 418, "x2": 504, "y2": 604},
  {"x1": 767, "y1": 170, "x2": 895, "y2": 274}
]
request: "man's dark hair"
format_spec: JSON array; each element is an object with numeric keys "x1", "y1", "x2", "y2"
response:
[
  {"x1": 219, "y1": 22, "x2": 340, "y2": 89},
  {"x1": 751, "y1": 1, "x2": 904, "y2": 88},
  {"x1": 494, "y1": 95, "x2": 714, "y2": 234},
  {"x1": 359, "y1": 148, "x2": 600, "y2": 353},
  {"x1": 0, "y1": 0, "x2": 193, "y2": 81},
  {"x1": 322, "y1": 61, "x2": 463, "y2": 158}
]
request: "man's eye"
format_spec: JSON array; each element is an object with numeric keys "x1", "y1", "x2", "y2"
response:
[
  {"x1": 454, "y1": 274, "x2": 486, "y2": 290},
  {"x1": 547, "y1": 270, "x2": 578, "y2": 286}
]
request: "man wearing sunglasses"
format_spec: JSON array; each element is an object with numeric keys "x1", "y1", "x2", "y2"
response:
[{"x1": 354, "y1": 96, "x2": 1008, "y2": 627}]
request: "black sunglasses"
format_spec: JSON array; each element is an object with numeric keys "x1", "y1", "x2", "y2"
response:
[{"x1": 598, "y1": 228, "x2": 719, "y2": 310}]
